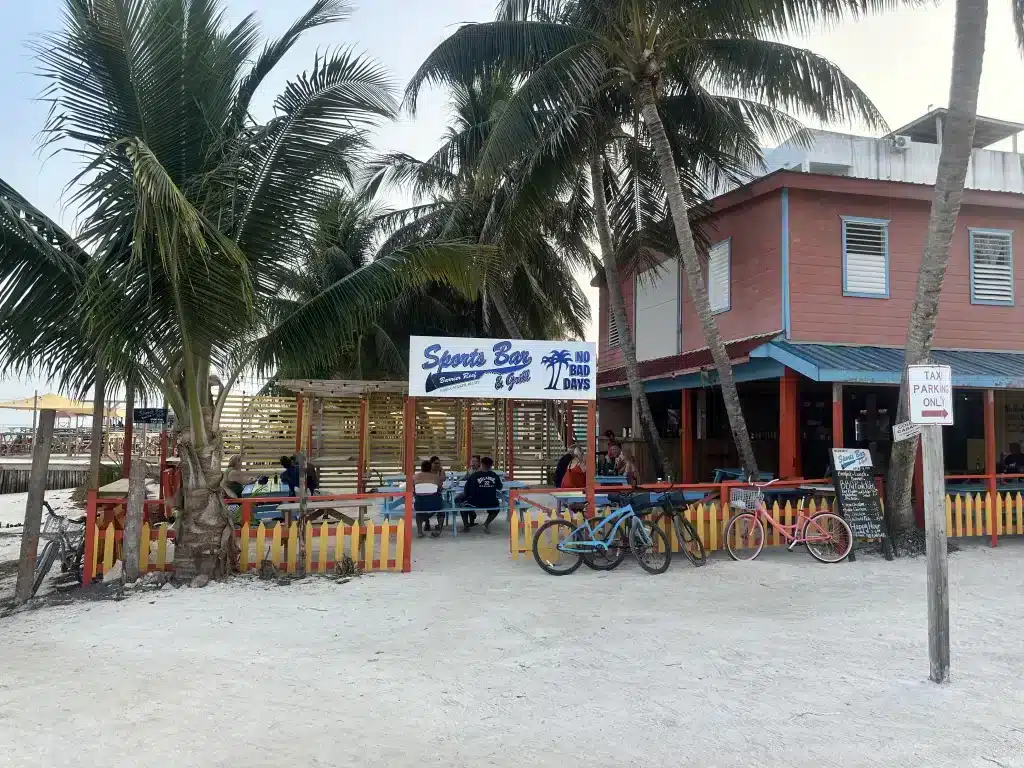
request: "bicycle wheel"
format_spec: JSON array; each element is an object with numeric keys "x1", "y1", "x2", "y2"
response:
[
  {"x1": 724, "y1": 513, "x2": 765, "y2": 561},
  {"x1": 582, "y1": 518, "x2": 629, "y2": 571},
  {"x1": 673, "y1": 513, "x2": 707, "y2": 567},
  {"x1": 629, "y1": 519, "x2": 671, "y2": 574},
  {"x1": 803, "y1": 512, "x2": 853, "y2": 563},
  {"x1": 32, "y1": 541, "x2": 59, "y2": 596},
  {"x1": 532, "y1": 519, "x2": 584, "y2": 576}
]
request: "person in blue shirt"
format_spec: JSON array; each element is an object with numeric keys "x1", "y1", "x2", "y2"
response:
[{"x1": 459, "y1": 456, "x2": 503, "y2": 533}]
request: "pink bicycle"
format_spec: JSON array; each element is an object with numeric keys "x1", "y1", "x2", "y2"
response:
[{"x1": 723, "y1": 480, "x2": 852, "y2": 563}]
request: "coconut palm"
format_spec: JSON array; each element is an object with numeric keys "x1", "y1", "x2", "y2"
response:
[
  {"x1": 370, "y1": 70, "x2": 593, "y2": 341},
  {"x1": 35, "y1": 0, "x2": 493, "y2": 580},
  {"x1": 406, "y1": 0, "x2": 899, "y2": 478},
  {"x1": 887, "y1": 0, "x2": 996, "y2": 532}
]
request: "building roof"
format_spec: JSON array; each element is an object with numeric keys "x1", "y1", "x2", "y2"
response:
[
  {"x1": 278, "y1": 379, "x2": 407, "y2": 398},
  {"x1": 597, "y1": 332, "x2": 780, "y2": 387},
  {"x1": 889, "y1": 108, "x2": 1024, "y2": 149},
  {"x1": 750, "y1": 341, "x2": 1024, "y2": 389}
]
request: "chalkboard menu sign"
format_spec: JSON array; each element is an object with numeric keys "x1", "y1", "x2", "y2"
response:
[
  {"x1": 133, "y1": 408, "x2": 168, "y2": 425},
  {"x1": 830, "y1": 449, "x2": 892, "y2": 561}
]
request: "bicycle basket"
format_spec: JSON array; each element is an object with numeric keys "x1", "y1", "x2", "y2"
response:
[
  {"x1": 729, "y1": 487, "x2": 764, "y2": 512},
  {"x1": 606, "y1": 491, "x2": 656, "y2": 512}
]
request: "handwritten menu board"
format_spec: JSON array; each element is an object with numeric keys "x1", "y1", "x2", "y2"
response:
[{"x1": 832, "y1": 469, "x2": 885, "y2": 540}]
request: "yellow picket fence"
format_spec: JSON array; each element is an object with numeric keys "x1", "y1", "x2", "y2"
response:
[
  {"x1": 945, "y1": 492, "x2": 1024, "y2": 539},
  {"x1": 88, "y1": 520, "x2": 406, "y2": 580}
]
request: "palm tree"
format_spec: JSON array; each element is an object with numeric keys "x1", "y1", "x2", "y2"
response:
[
  {"x1": 887, "y1": 0, "x2": 994, "y2": 532},
  {"x1": 372, "y1": 71, "x2": 593, "y2": 341},
  {"x1": 543, "y1": 349, "x2": 572, "y2": 389},
  {"x1": 407, "y1": 0, "x2": 896, "y2": 479},
  {"x1": 35, "y1": 0, "x2": 492, "y2": 580}
]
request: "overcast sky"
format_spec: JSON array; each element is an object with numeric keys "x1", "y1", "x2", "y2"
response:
[{"x1": 1, "y1": 0, "x2": 1022, "y2": 411}]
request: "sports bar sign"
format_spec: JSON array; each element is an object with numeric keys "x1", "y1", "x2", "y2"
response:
[{"x1": 408, "y1": 336, "x2": 597, "y2": 400}]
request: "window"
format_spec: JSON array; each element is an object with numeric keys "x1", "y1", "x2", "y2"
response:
[
  {"x1": 842, "y1": 217, "x2": 889, "y2": 297},
  {"x1": 970, "y1": 229, "x2": 1014, "y2": 305},
  {"x1": 607, "y1": 311, "x2": 620, "y2": 348},
  {"x1": 707, "y1": 240, "x2": 731, "y2": 314},
  {"x1": 634, "y1": 260, "x2": 681, "y2": 362}
]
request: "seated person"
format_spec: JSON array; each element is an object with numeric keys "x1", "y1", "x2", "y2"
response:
[
  {"x1": 456, "y1": 456, "x2": 503, "y2": 533},
  {"x1": 1002, "y1": 442, "x2": 1024, "y2": 474},
  {"x1": 463, "y1": 454, "x2": 482, "y2": 479},
  {"x1": 597, "y1": 441, "x2": 629, "y2": 477},
  {"x1": 413, "y1": 459, "x2": 445, "y2": 538},
  {"x1": 560, "y1": 446, "x2": 586, "y2": 489},
  {"x1": 305, "y1": 462, "x2": 320, "y2": 497},
  {"x1": 279, "y1": 455, "x2": 300, "y2": 496},
  {"x1": 224, "y1": 454, "x2": 261, "y2": 497},
  {"x1": 554, "y1": 447, "x2": 575, "y2": 488}
]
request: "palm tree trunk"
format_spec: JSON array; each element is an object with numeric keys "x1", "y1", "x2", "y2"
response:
[
  {"x1": 887, "y1": 0, "x2": 988, "y2": 532},
  {"x1": 489, "y1": 288, "x2": 524, "y2": 340},
  {"x1": 589, "y1": 147, "x2": 668, "y2": 478},
  {"x1": 638, "y1": 82, "x2": 760, "y2": 479},
  {"x1": 88, "y1": 358, "x2": 107, "y2": 489}
]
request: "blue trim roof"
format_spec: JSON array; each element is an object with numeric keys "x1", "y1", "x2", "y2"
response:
[{"x1": 750, "y1": 341, "x2": 1024, "y2": 389}]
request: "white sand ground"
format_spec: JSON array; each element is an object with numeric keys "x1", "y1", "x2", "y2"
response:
[{"x1": 0, "y1": 507, "x2": 1023, "y2": 767}]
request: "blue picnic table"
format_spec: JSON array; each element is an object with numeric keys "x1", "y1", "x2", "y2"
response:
[{"x1": 373, "y1": 481, "x2": 530, "y2": 538}]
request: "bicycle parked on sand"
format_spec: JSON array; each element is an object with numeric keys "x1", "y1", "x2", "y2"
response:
[
  {"x1": 32, "y1": 501, "x2": 87, "y2": 596},
  {"x1": 532, "y1": 493, "x2": 672, "y2": 575},
  {"x1": 723, "y1": 480, "x2": 852, "y2": 563}
]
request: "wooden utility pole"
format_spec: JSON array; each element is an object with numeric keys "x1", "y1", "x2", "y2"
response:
[
  {"x1": 122, "y1": 458, "x2": 147, "y2": 582},
  {"x1": 15, "y1": 409, "x2": 56, "y2": 602},
  {"x1": 921, "y1": 423, "x2": 950, "y2": 683}
]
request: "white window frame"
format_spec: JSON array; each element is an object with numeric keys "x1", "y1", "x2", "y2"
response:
[
  {"x1": 841, "y1": 216, "x2": 890, "y2": 298},
  {"x1": 969, "y1": 228, "x2": 1014, "y2": 306},
  {"x1": 707, "y1": 239, "x2": 731, "y2": 315}
]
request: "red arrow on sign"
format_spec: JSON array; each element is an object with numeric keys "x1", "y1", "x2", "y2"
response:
[{"x1": 921, "y1": 409, "x2": 948, "y2": 418}]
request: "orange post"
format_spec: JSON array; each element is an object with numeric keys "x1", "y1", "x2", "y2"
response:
[
  {"x1": 680, "y1": 389, "x2": 694, "y2": 482},
  {"x1": 832, "y1": 383, "x2": 844, "y2": 449},
  {"x1": 82, "y1": 489, "x2": 98, "y2": 584},
  {"x1": 464, "y1": 400, "x2": 473, "y2": 469},
  {"x1": 402, "y1": 396, "x2": 416, "y2": 573},
  {"x1": 586, "y1": 401, "x2": 597, "y2": 517},
  {"x1": 356, "y1": 398, "x2": 369, "y2": 494},
  {"x1": 779, "y1": 368, "x2": 800, "y2": 479},
  {"x1": 985, "y1": 389, "x2": 997, "y2": 547},
  {"x1": 294, "y1": 397, "x2": 305, "y2": 453},
  {"x1": 506, "y1": 401, "x2": 515, "y2": 479}
]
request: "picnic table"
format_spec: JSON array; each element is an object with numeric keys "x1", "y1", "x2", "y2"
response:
[{"x1": 376, "y1": 483, "x2": 529, "y2": 538}]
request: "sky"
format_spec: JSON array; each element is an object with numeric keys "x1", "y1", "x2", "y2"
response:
[{"x1": 1, "y1": 0, "x2": 1023, "y2": 415}]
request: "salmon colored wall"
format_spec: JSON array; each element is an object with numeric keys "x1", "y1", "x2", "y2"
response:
[
  {"x1": 597, "y1": 280, "x2": 633, "y2": 370},
  {"x1": 681, "y1": 191, "x2": 784, "y2": 351},
  {"x1": 788, "y1": 189, "x2": 1023, "y2": 349}
]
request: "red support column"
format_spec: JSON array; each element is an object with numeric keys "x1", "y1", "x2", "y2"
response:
[
  {"x1": 985, "y1": 389, "x2": 998, "y2": 547},
  {"x1": 506, "y1": 401, "x2": 515, "y2": 479},
  {"x1": 586, "y1": 401, "x2": 597, "y2": 517},
  {"x1": 832, "y1": 383, "x2": 844, "y2": 449},
  {"x1": 402, "y1": 396, "x2": 416, "y2": 573},
  {"x1": 680, "y1": 389, "x2": 694, "y2": 483},
  {"x1": 356, "y1": 398, "x2": 369, "y2": 494},
  {"x1": 779, "y1": 369, "x2": 800, "y2": 479},
  {"x1": 294, "y1": 397, "x2": 305, "y2": 453}
]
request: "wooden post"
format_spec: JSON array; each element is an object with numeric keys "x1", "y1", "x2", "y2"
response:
[
  {"x1": 122, "y1": 458, "x2": 147, "y2": 582},
  {"x1": 402, "y1": 396, "x2": 416, "y2": 573},
  {"x1": 122, "y1": 385, "x2": 134, "y2": 479},
  {"x1": 921, "y1": 424, "x2": 950, "y2": 684},
  {"x1": 779, "y1": 368, "x2": 800, "y2": 479},
  {"x1": 984, "y1": 389, "x2": 997, "y2": 547},
  {"x1": 565, "y1": 401, "x2": 574, "y2": 447},
  {"x1": 357, "y1": 398, "x2": 369, "y2": 494},
  {"x1": 586, "y1": 401, "x2": 597, "y2": 517},
  {"x1": 913, "y1": 441, "x2": 925, "y2": 528},
  {"x1": 463, "y1": 400, "x2": 473, "y2": 469},
  {"x1": 294, "y1": 397, "x2": 305, "y2": 453},
  {"x1": 15, "y1": 409, "x2": 56, "y2": 602},
  {"x1": 82, "y1": 488, "x2": 98, "y2": 585},
  {"x1": 680, "y1": 389, "x2": 694, "y2": 482},
  {"x1": 832, "y1": 383, "x2": 844, "y2": 449},
  {"x1": 506, "y1": 400, "x2": 515, "y2": 479}
]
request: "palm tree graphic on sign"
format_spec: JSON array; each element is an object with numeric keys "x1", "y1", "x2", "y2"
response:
[{"x1": 542, "y1": 349, "x2": 573, "y2": 390}]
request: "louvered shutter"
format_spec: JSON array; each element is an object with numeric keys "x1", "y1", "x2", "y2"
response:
[
  {"x1": 971, "y1": 230, "x2": 1013, "y2": 304},
  {"x1": 843, "y1": 220, "x2": 888, "y2": 296},
  {"x1": 707, "y1": 240, "x2": 731, "y2": 313},
  {"x1": 607, "y1": 312, "x2": 620, "y2": 347}
]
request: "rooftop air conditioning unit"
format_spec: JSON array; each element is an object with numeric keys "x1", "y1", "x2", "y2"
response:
[{"x1": 890, "y1": 134, "x2": 912, "y2": 152}]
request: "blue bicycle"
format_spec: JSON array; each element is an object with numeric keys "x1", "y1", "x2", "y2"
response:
[{"x1": 532, "y1": 494, "x2": 672, "y2": 575}]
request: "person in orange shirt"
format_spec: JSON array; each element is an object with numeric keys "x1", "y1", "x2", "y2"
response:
[{"x1": 560, "y1": 446, "x2": 587, "y2": 489}]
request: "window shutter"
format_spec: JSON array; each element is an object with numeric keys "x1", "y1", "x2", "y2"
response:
[
  {"x1": 607, "y1": 312, "x2": 620, "y2": 347},
  {"x1": 971, "y1": 230, "x2": 1013, "y2": 304},
  {"x1": 843, "y1": 220, "x2": 888, "y2": 296},
  {"x1": 707, "y1": 241, "x2": 731, "y2": 314}
]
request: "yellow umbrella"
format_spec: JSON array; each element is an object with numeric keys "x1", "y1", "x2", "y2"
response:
[{"x1": 0, "y1": 393, "x2": 124, "y2": 418}]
